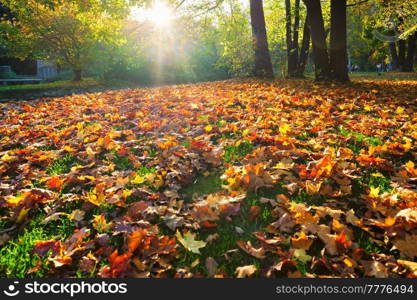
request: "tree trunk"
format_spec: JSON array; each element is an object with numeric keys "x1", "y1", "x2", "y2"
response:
[
  {"x1": 398, "y1": 39, "x2": 406, "y2": 71},
  {"x1": 296, "y1": 13, "x2": 311, "y2": 77},
  {"x1": 404, "y1": 33, "x2": 417, "y2": 72},
  {"x1": 292, "y1": 0, "x2": 301, "y2": 64},
  {"x1": 302, "y1": 0, "x2": 330, "y2": 81},
  {"x1": 330, "y1": 0, "x2": 349, "y2": 82},
  {"x1": 73, "y1": 68, "x2": 82, "y2": 81},
  {"x1": 249, "y1": 0, "x2": 274, "y2": 78},
  {"x1": 285, "y1": 0, "x2": 297, "y2": 77},
  {"x1": 389, "y1": 42, "x2": 399, "y2": 71}
]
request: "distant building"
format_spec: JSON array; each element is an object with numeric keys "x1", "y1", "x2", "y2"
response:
[
  {"x1": 36, "y1": 60, "x2": 58, "y2": 79},
  {"x1": 0, "y1": 58, "x2": 58, "y2": 79},
  {"x1": 0, "y1": 57, "x2": 37, "y2": 77}
]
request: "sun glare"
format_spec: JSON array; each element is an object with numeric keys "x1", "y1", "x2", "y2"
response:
[{"x1": 130, "y1": 1, "x2": 174, "y2": 29}]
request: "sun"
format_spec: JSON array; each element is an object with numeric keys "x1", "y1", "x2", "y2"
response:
[{"x1": 130, "y1": 1, "x2": 174, "y2": 29}]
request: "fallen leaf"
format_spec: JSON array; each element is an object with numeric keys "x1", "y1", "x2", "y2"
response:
[
  {"x1": 176, "y1": 231, "x2": 206, "y2": 254},
  {"x1": 205, "y1": 257, "x2": 218, "y2": 276},
  {"x1": 235, "y1": 265, "x2": 257, "y2": 278}
]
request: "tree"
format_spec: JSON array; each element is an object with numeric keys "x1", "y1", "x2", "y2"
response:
[
  {"x1": 302, "y1": 0, "x2": 330, "y2": 81},
  {"x1": 404, "y1": 32, "x2": 417, "y2": 72},
  {"x1": 302, "y1": 0, "x2": 352, "y2": 81},
  {"x1": 285, "y1": 0, "x2": 310, "y2": 78},
  {"x1": 249, "y1": 0, "x2": 274, "y2": 78},
  {"x1": 330, "y1": 0, "x2": 349, "y2": 81},
  {"x1": 367, "y1": 0, "x2": 417, "y2": 72},
  {"x1": 0, "y1": 0, "x2": 131, "y2": 81},
  {"x1": 296, "y1": 13, "x2": 311, "y2": 77}
]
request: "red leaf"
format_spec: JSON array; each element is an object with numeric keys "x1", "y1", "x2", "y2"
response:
[{"x1": 33, "y1": 240, "x2": 61, "y2": 256}]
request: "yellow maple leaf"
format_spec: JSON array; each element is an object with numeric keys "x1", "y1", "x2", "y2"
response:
[
  {"x1": 293, "y1": 249, "x2": 312, "y2": 263},
  {"x1": 122, "y1": 189, "x2": 134, "y2": 199},
  {"x1": 176, "y1": 231, "x2": 207, "y2": 254},
  {"x1": 364, "y1": 105, "x2": 372, "y2": 112},
  {"x1": 371, "y1": 172, "x2": 384, "y2": 178},
  {"x1": 279, "y1": 123, "x2": 290, "y2": 135},
  {"x1": 63, "y1": 145, "x2": 76, "y2": 152},
  {"x1": 242, "y1": 128, "x2": 250, "y2": 136},
  {"x1": 131, "y1": 174, "x2": 146, "y2": 185},
  {"x1": 7, "y1": 194, "x2": 25, "y2": 205},
  {"x1": 396, "y1": 106, "x2": 405, "y2": 114},
  {"x1": 406, "y1": 161, "x2": 415, "y2": 169},
  {"x1": 87, "y1": 186, "x2": 106, "y2": 206},
  {"x1": 1, "y1": 153, "x2": 17, "y2": 162},
  {"x1": 92, "y1": 215, "x2": 112, "y2": 232},
  {"x1": 369, "y1": 186, "x2": 380, "y2": 198}
]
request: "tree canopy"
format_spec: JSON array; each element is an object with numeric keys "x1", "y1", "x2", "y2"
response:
[{"x1": 0, "y1": 0, "x2": 416, "y2": 81}]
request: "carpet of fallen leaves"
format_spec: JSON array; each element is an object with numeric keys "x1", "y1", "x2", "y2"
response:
[{"x1": 1, "y1": 78, "x2": 417, "y2": 278}]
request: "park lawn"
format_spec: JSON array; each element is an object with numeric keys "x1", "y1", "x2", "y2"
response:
[
  {"x1": 0, "y1": 78, "x2": 126, "y2": 102},
  {"x1": 350, "y1": 72, "x2": 417, "y2": 81},
  {"x1": 0, "y1": 78, "x2": 417, "y2": 278},
  {"x1": 0, "y1": 78, "x2": 102, "y2": 92},
  {"x1": 1, "y1": 72, "x2": 417, "y2": 102}
]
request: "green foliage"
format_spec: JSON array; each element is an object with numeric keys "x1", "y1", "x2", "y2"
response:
[
  {"x1": 0, "y1": 227, "x2": 48, "y2": 278},
  {"x1": 292, "y1": 190, "x2": 326, "y2": 206},
  {"x1": 339, "y1": 126, "x2": 384, "y2": 150},
  {"x1": 112, "y1": 153, "x2": 133, "y2": 171},
  {"x1": 47, "y1": 154, "x2": 77, "y2": 175},
  {"x1": 0, "y1": 213, "x2": 75, "y2": 278},
  {"x1": 0, "y1": 0, "x2": 131, "y2": 79},
  {"x1": 223, "y1": 140, "x2": 254, "y2": 163},
  {"x1": 215, "y1": 1, "x2": 255, "y2": 77},
  {"x1": 181, "y1": 172, "x2": 223, "y2": 201},
  {"x1": 174, "y1": 185, "x2": 275, "y2": 277},
  {"x1": 353, "y1": 227, "x2": 384, "y2": 255}
]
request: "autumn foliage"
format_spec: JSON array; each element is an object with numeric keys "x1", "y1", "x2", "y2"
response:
[{"x1": 0, "y1": 78, "x2": 417, "y2": 278}]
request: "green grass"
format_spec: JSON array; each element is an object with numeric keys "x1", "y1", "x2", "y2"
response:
[
  {"x1": 211, "y1": 132, "x2": 239, "y2": 144},
  {"x1": 172, "y1": 194, "x2": 273, "y2": 277},
  {"x1": 352, "y1": 227, "x2": 384, "y2": 256},
  {"x1": 295, "y1": 131, "x2": 318, "y2": 141},
  {"x1": 352, "y1": 171, "x2": 392, "y2": 197},
  {"x1": 295, "y1": 261, "x2": 309, "y2": 276},
  {"x1": 339, "y1": 126, "x2": 384, "y2": 146},
  {"x1": 367, "y1": 174, "x2": 392, "y2": 193},
  {"x1": 350, "y1": 72, "x2": 417, "y2": 81},
  {"x1": 112, "y1": 153, "x2": 134, "y2": 171},
  {"x1": 0, "y1": 213, "x2": 75, "y2": 278},
  {"x1": 0, "y1": 227, "x2": 49, "y2": 278},
  {"x1": 46, "y1": 154, "x2": 78, "y2": 175},
  {"x1": 37, "y1": 144, "x2": 56, "y2": 152},
  {"x1": 174, "y1": 177, "x2": 279, "y2": 276},
  {"x1": 181, "y1": 172, "x2": 223, "y2": 201},
  {"x1": 136, "y1": 165, "x2": 156, "y2": 176},
  {"x1": 338, "y1": 126, "x2": 384, "y2": 154},
  {"x1": 223, "y1": 140, "x2": 254, "y2": 163},
  {"x1": 0, "y1": 218, "x2": 10, "y2": 231},
  {"x1": 292, "y1": 190, "x2": 326, "y2": 206},
  {"x1": 0, "y1": 78, "x2": 101, "y2": 92},
  {"x1": 145, "y1": 146, "x2": 158, "y2": 158}
]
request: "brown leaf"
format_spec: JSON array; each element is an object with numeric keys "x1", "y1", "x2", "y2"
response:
[
  {"x1": 361, "y1": 261, "x2": 388, "y2": 278},
  {"x1": 291, "y1": 232, "x2": 313, "y2": 250},
  {"x1": 235, "y1": 265, "x2": 257, "y2": 278},
  {"x1": 163, "y1": 214, "x2": 185, "y2": 231},
  {"x1": 392, "y1": 234, "x2": 417, "y2": 259},
  {"x1": 236, "y1": 241, "x2": 265, "y2": 259},
  {"x1": 205, "y1": 257, "x2": 218, "y2": 277},
  {"x1": 248, "y1": 205, "x2": 261, "y2": 221}
]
